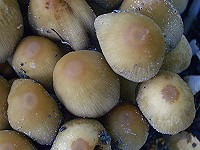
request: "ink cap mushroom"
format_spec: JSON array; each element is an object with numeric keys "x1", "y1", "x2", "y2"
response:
[
  {"x1": 51, "y1": 118, "x2": 111, "y2": 150},
  {"x1": 7, "y1": 79, "x2": 63, "y2": 145},
  {"x1": 136, "y1": 71, "x2": 195, "y2": 134},
  {"x1": 94, "y1": 11, "x2": 165, "y2": 82},
  {"x1": 0, "y1": 130, "x2": 36, "y2": 150},
  {"x1": 28, "y1": 0, "x2": 96, "y2": 50},
  {"x1": 53, "y1": 50, "x2": 120, "y2": 118},
  {"x1": 0, "y1": 0, "x2": 23, "y2": 63},
  {"x1": 162, "y1": 35, "x2": 192, "y2": 73},
  {"x1": 102, "y1": 102, "x2": 149, "y2": 150},
  {"x1": 12, "y1": 36, "x2": 64, "y2": 91}
]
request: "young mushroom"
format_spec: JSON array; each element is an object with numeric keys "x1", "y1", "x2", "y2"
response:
[
  {"x1": 120, "y1": 0, "x2": 184, "y2": 51},
  {"x1": 53, "y1": 50, "x2": 120, "y2": 118},
  {"x1": 12, "y1": 36, "x2": 65, "y2": 91},
  {"x1": 102, "y1": 102, "x2": 149, "y2": 150},
  {"x1": 0, "y1": 130, "x2": 36, "y2": 150},
  {"x1": 136, "y1": 71, "x2": 195, "y2": 134},
  {"x1": 51, "y1": 118, "x2": 111, "y2": 150},
  {"x1": 162, "y1": 35, "x2": 192, "y2": 73},
  {"x1": 7, "y1": 79, "x2": 63, "y2": 145},
  {"x1": 94, "y1": 12, "x2": 165, "y2": 82},
  {"x1": 0, "y1": 0, "x2": 23, "y2": 63},
  {"x1": 28, "y1": 0, "x2": 96, "y2": 50},
  {"x1": 0, "y1": 77, "x2": 10, "y2": 130}
]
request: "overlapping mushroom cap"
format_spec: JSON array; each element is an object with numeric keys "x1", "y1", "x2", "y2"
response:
[
  {"x1": 136, "y1": 71, "x2": 195, "y2": 134},
  {"x1": 95, "y1": 12, "x2": 165, "y2": 82}
]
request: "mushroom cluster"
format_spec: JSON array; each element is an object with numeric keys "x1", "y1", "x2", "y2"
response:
[{"x1": 0, "y1": 0, "x2": 198, "y2": 149}]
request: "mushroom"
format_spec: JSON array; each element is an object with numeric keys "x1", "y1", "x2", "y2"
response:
[
  {"x1": 0, "y1": 130, "x2": 36, "y2": 150},
  {"x1": 53, "y1": 50, "x2": 120, "y2": 118},
  {"x1": 51, "y1": 118, "x2": 111, "y2": 150},
  {"x1": 103, "y1": 102, "x2": 149, "y2": 150},
  {"x1": 136, "y1": 71, "x2": 195, "y2": 134},
  {"x1": 12, "y1": 36, "x2": 65, "y2": 91},
  {"x1": 0, "y1": 0, "x2": 23, "y2": 63},
  {"x1": 0, "y1": 77, "x2": 10, "y2": 130},
  {"x1": 94, "y1": 12, "x2": 165, "y2": 82},
  {"x1": 120, "y1": 0, "x2": 184, "y2": 51},
  {"x1": 168, "y1": 131, "x2": 200, "y2": 150},
  {"x1": 162, "y1": 35, "x2": 192, "y2": 73},
  {"x1": 7, "y1": 79, "x2": 63, "y2": 145},
  {"x1": 28, "y1": 0, "x2": 96, "y2": 50}
]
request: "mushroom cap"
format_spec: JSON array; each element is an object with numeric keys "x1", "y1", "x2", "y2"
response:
[
  {"x1": 168, "y1": 131, "x2": 200, "y2": 150},
  {"x1": 28, "y1": 0, "x2": 95, "y2": 50},
  {"x1": 120, "y1": 0, "x2": 184, "y2": 51},
  {"x1": 51, "y1": 118, "x2": 111, "y2": 150},
  {"x1": 103, "y1": 102, "x2": 149, "y2": 150},
  {"x1": 53, "y1": 50, "x2": 120, "y2": 118},
  {"x1": 136, "y1": 71, "x2": 195, "y2": 134},
  {"x1": 0, "y1": 77, "x2": 10, "y2": 130},
  {"x1": 94, "y1": 12, "x2": 165, "y2": 82},
  {"x1": 0, "y1": 0, "x2": 23, "y2": 63},
  {"x1": 12, "y1": 36, "x2": 64, "y2": 90},
  {"x1": 0, "y1": 130, "x2": 36, "y2": 150},
  {"x1": 7, "y1": 79, "x2": 63, "y2": 145},
  {"x1": 162, "y1": 35, "x2": 192, "y2": 73}
]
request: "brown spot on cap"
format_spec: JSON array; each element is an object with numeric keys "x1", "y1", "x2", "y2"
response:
[
  {"x1": 71, "y1": 138, "x2": 92, "y2": 150},
  {"x1": 162, "y1": 85, "x2": 179, "y2": 103}
]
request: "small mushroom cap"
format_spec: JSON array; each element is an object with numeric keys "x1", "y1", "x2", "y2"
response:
[
  {"x1": 136, "y1": 71, "x2": 195, "y2": 134},
  {"x1": 103, "y1": 102, "x2": 149, "y2": 150},
  {"x1": 0, "y1": 0, "x2": 23, "y2": 63},
  {"x1": 28, "y1": 0, "x2": 95, "y2": 50},
  {"x1": 12, "y1": 36, "x2": 64, "y2": 90},
  {"x1": 120, "y1": 0, "x2": 184, "y2": 51},
  {"x1": 168, "y1": 131, "x2": 200, "y2": 150},
  {"x1": 51, "y1": 118, "x2": 111, "y2": 150},
  {"x1": 162, "y1": 35, "x2": 192, "y2": 73},
  {"x1": 53, "y1": 50, "x2": 120, "y2": 118},
  {"x1": 0, "y1": 77, "x2": 10, "y2": 130},
  {"x1": 167, "y1": 0, "x2": 189, "y2": 14},
  {"x1": 94, "y1": 12, "x2": 165, "y2": 82},
  {"x1": 7, "y1": 79, "x2": 63, "y2": 145},
  {"x1": 0, "y1": 130, "x2": 36, "y2": 150}
]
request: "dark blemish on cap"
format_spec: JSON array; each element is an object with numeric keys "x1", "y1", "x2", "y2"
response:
[
  {"x1": 20, "y1": 63, "x2": 24, "y2": 66},
  {"x1": 48, "y1": 115, "x2": 51, "y2": 118},
  {"x1": 55, "y1": 54, "x2": 58, "y2": 57},
  {"x1": 45, "y1": 1, "x2": 50, "y2": 9},
  {"x1": 161, "y1": 85, "x2": 179, "y2": 103},
  {"x1": 59, "y1": 126, "x2": 67, "y2": 132},
  {"x1": 192, "y1": 143, "x2": 197, "y2": 148},
  {"x1": 99, "y1": 130, "x2": 111, "y2": 145}
]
